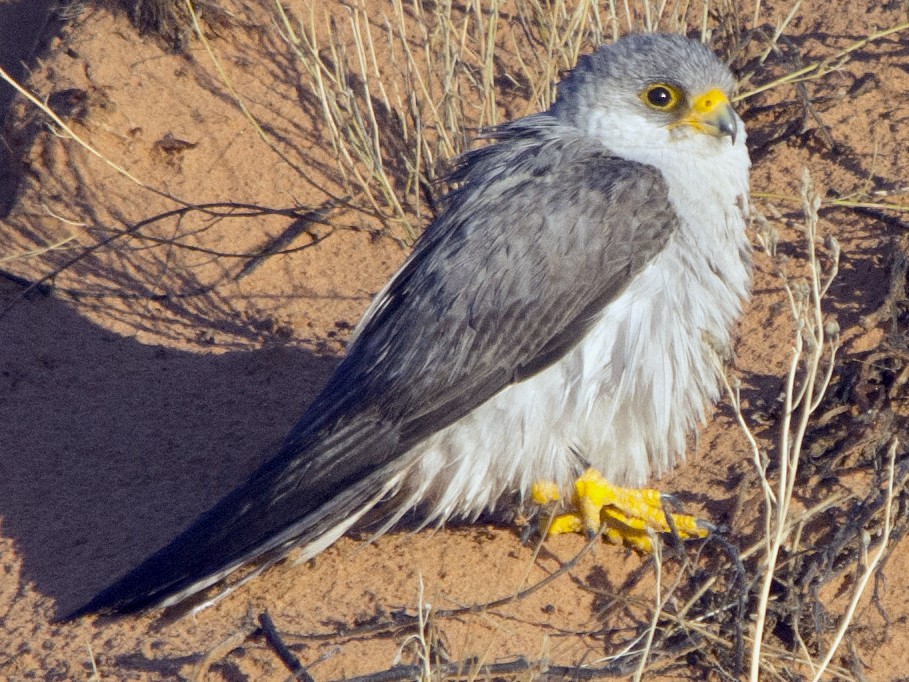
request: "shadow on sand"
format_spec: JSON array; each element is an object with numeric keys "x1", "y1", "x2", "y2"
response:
[{"x1": 0, "y1": 278, "x2": 338, "y2": 616}]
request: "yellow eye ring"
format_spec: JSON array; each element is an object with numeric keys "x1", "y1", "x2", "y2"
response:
[{"x1": 641, "y1": 83, "x2": 680, "y2": 110}]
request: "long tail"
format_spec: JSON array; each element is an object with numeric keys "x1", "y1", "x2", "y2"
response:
[{"x1": 61, "y1": 418, "x2": 408, "y2": 619}]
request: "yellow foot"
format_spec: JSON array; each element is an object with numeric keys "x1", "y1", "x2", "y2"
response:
[{"x1": 531, "y1": 468, "x2": 709, "y2": 552}]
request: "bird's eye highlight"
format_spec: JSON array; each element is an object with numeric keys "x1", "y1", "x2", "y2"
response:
[{"x1": 641, "y1": 84, "x2": 679, "y2": 110}]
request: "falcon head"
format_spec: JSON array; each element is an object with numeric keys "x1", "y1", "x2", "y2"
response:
[{"x1": 552, "y1": 33, "x2": 742, "y2": 154}]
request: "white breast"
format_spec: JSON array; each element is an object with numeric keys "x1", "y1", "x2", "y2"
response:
[{"x1": 384, "y1": 125, "x2": 751, "y2": 528}]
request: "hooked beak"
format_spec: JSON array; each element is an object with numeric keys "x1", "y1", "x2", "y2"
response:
[{"x1": 683, "y1": 88, "x2": 738, "y2": 143}]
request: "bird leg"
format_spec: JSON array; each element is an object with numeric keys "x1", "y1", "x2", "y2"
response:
[{"x1": 531, "y1": 468, "x2": 709, "y2": 551}]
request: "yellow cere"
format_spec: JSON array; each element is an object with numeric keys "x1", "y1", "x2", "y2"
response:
[{"x1": 691, "y1": 88, "x2": 730, "y2": 114}]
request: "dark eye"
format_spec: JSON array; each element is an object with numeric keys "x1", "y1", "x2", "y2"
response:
[{"x1": 642, "y1": 84, "x2": 678, "y2": 110}]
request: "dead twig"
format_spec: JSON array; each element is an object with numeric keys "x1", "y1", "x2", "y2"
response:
[{"x1": 259, "y1": 611, "x2": 316, "y2": 682}]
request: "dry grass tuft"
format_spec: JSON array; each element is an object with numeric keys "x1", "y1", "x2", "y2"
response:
[{"x1": 269, "y1": 0, "x2": 747, "y2": 241}]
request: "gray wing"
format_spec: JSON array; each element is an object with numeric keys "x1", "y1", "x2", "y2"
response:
[
  {"x1": 315, "y1": 119, "x2": 677, "y2": 446},
  {"x1": 63, "y1": 118, "x2": 679, "y2": 618}
]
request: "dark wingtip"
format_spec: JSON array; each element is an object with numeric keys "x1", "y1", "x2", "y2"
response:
[
  {"x1": 54, "y1": 589, "x2": 151, "y2": 623},
  {"x1": 54, "y1": 602, "x2": 101, "y2": 624}
]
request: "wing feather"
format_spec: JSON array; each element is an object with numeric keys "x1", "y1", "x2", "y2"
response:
[{"x1": 63, "y1": 116, "x2": 680, "y2": 618}]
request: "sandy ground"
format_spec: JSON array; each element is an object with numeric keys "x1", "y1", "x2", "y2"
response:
[{"x1": 1, "y1": 1, "x2": 909, "y2": 680}]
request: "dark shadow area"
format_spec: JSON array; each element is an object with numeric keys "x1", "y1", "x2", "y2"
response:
[
  {"x1": 0, "y1": 0, "x2": 58, "y2": 217},
  {"x1": 0, "y1": 277, "x2": 338, "y2": 616}
]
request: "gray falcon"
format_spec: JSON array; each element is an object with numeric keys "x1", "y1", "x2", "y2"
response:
[{"x1": 65, "y1": 32, "x2": 750, "y2": 618}]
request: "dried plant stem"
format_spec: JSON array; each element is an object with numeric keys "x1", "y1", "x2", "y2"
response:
[
  {"x1": 723, "y1": 373, "x2": 777, "y2": 506},
  {"x1": 632, "y1": 537, "x2": 662, "y2": 682},
  {"x1": 809, "y1": 439, "x2": 897, "y2": 682},
  {"x1": 0, "y1": 236, "x2": 78, "y2": 263},
  {"x1": 0, "y1": 64, "x2": 167, "y2": 200},
  {"x1": 182, "y1": 0, "x2": 268, "y2": 146},
  {"x1": 748, "y1": 169, "x2": 841, "y2": 681},
  {"x1": 755, "y1": 191, "x2": 909, "y2": 214},
  {"x1": 738, "y1": 21, "x2": 909, "y2": 101},
  {"x1": 398, "y1": 575, "x2": 434, "y2": 682}
]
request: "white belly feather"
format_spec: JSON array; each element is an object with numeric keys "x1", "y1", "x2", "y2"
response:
[{"x1": 386, "y1": 129, "x2": 751, "y2": 528}]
